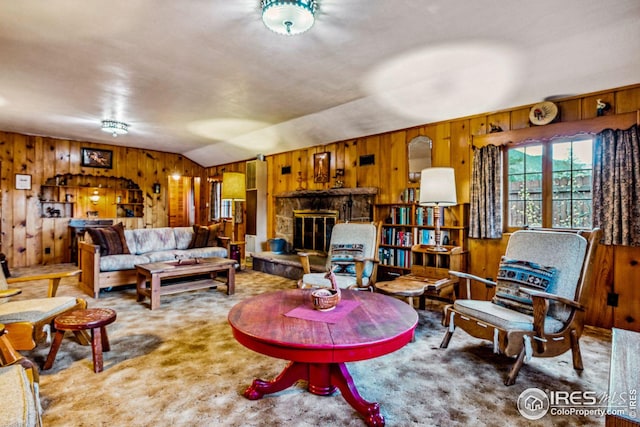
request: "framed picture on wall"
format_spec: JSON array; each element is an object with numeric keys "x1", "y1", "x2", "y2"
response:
[
  {"x1": 15, "y1": 174, "x2": 32, "y2": 190},
  {"x1": 313, "y1": 152, "x2": 330, "y2": 183},
  {"x1": 81, "y1": 148, "x2": 113, "y2": 169}
]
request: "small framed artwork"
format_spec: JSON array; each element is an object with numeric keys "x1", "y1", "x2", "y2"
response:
[
  {"x1": 81, "y1": 147, "x2": 113, "y2": 169},
  {"x1": 313, "y1": 152, "x2": 330, "y2": 183},
  {"x1": 15, "y1": 174, "x2": 32, "y2": 190}
]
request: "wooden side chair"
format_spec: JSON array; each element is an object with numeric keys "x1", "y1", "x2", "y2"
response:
[
  {"x1": 0, "y1": 267, "x2": 87, "y2": 351},
  {"x1": 440, "y1": 228, "x2": 601, "y2": 385},
  {"x1": 298, "y1": 221, "x2": 381, "y2": 290}
]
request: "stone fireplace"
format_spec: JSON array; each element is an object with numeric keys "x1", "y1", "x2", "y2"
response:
[{"x1": 275, "y1": 187, "x2": 378, "y2": 253}]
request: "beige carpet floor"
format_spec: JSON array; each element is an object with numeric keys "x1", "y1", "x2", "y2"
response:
[{"x1": 14, "y1": 269, "x2": 612, "y2": 426}]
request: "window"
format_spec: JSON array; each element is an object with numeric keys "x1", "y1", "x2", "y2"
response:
[
  {"x1": 507, "y1": 136, "x2": 593, "y2": 229},
  {"x1": 209, "y1": 180, "x2": 232, "y2": 220}
]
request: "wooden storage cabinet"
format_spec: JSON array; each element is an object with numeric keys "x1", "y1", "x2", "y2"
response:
[
  {"x1": 374, "y1": 202, "x2": 468, "y2": 280},
  {"x1": 411, "y1": 245, "x2": 467, "y2": 280}
]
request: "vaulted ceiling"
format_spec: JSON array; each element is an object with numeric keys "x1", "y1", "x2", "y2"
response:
[{"x1": 1, "y1": 1, "x2": 639, "y2": 167}]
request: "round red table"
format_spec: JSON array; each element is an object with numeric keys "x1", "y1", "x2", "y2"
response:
[
  {"x1": 228, "y1": 289, "x2": 418, "y2": 426},
  {"x1": 44, "y1": 308, "x2": 116, "y2": 373}
]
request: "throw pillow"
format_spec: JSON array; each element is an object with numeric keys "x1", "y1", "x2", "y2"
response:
[
  {"x1": 330, "y1": 243, "x2": 372, "y2": 277},
  {"x1": 189, "y1": 225, "x2": 209, "y2": 249},
  {"x1": 87, "y1": 223, "x2": 130, "y2": 256},
  {"x1": 492, "y1": 257, "x2": 558, "y2": 315},
  {"x1": 206, "y1": 223, "x2": 222, "y2": 247}
]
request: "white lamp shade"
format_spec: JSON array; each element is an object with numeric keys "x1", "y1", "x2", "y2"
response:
[
  {"x1": 221, "y1": 172, "x2": 246, "y2": 201},
  {"x1": 419, "y1": 167, "x2": 457, "y2": 207}
]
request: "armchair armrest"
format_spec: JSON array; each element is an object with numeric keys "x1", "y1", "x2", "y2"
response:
[
  {"x1": 519, "y1": 288, "x2": 585, "y2": 311},
  {"x1": 519, "y1": 288, "x2": 584, "y2": 354},
  {"x1": 0, "y1": 289, "x2": 22, "y2": 299},
  {"x1": 298, "y1": 251, "x2": 323, "y2": 275},
  {"x1": 217, "y1": 236, "x2": 230, "y2": 249},
  {"x1": 449, "y1": 270, "x2": 496, "y2": 299}
]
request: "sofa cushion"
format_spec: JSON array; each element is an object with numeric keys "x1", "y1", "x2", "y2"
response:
[
  {"x1": 144, "y1": 251, "x2": 179, "y2": 263},
  {"x1": 133, "y1": 228, "x2": 177, "y2": 254},
  {"x1": 100, "y1": 254, "x2": 152, "y2": 272},
  {"x1": 173, "y1": 227, "x2": 194, "y2": 250},
  {"x1": 174, "y1": 246, "x2": 228, "y2": 259},
  {"x1": 123, "y1": 229, "x2": 137, "y2": 254},
  {"x1": 189, "y1": 225, "x2": 210, "y2": 249},
  {"x1": 0, "y1": 365, "x2": 38, "y2": 427},
  {"x1": 87, "y1": 223, "x2": 130, "y2": 256},
  {"x1": 492, "y1": 257, "x2": 558, "y2": 315}
]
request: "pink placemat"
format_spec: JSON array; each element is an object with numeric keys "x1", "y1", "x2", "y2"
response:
[{"x1": 284, "y1": 299, "x2": 361, "y2": 323}]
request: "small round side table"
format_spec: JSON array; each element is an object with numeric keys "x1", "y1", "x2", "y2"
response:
[{"x1": 44, "y1": 308, "x2": 117, "y2": 373}]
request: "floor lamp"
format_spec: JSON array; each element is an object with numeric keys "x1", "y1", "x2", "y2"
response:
[
  {"x1": 221, "y1": 172, "x2": 246, "y2": 244},
  {"x1": 419, "y1": 167, "x2": 457, "y2": 252}
]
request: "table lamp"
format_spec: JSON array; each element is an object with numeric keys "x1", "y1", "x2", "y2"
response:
[
  {"x1": 419, "y1": 167, "x2": 457, "y2": 252},
  {"x1": 221, "y1": 172, "x2": 246, "y2": 241}
]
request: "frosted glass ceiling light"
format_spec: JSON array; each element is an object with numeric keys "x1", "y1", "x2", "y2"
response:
[
  {"x1": 101, "y1": 120, "x2": 129, "y2": 137},
  {"x1": 261, "y1": 0, "x2": 317, "y2": 35}
]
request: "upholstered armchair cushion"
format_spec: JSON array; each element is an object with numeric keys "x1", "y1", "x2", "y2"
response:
[
  {"x1": 492, "y1": 257, "x2": 558, "y2": 315},
  {"x1": 502, "y1": 230, "x2": 587, "y2": 324},
  {"x1": 301, "y1": 272, "x2": 359, "y2": 289},
  {"x1": 452, "y1": 299, "x2": 565, "y2": 334},
  {"x1": 330, "y1": 243, "x2": 374, "y2": 278},
  {"x1": 0, "y1": 297, "x2": 78, "y2": 323},
  {"x1": 0, "y1": 365, "x2": 38, "y2": 427}
]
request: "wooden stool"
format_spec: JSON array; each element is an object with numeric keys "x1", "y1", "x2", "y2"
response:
[{"x1": 44, "y1": 308, "x2": 117, "y2": 373}]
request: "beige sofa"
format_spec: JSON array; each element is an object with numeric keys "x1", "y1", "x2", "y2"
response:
[{"x1": 78, "y1": 226, "x2": 229, "y2": 298}]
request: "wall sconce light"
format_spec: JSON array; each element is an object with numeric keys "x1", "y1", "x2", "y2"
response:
[
  {"x1": 171, "y1": 172, "x2": 181, "y2": 181},
  {"x1": 89, "y1": 190, "x2": 100, "y2": 204},
  {"x1": 152, "y1": 182, "x2": 161, "y2": 194}
]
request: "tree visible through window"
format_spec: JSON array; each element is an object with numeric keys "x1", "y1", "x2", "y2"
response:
[{"x1": 507, "y1": 136, "x2": 593, "y2": 229}]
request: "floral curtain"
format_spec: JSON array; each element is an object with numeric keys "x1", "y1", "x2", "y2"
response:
[
  {"x1": 593, "y1": 124, "x2": 640, "y2": 246},
  {"x1": 469, "y1": 144, "x2": 502, "y2": 239}
]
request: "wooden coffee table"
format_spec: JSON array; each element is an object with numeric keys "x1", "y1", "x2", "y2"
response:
[
  {"x1": 228, "y1": 289, "x2": 418, "y2": 426},
  {"x1": 136, "y1": 257, "x2": 236, "y2": 310}
]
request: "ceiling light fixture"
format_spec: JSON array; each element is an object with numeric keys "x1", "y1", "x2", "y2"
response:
[
  {"x1": 101, "y1": 119, "x2": 129, "y2": 137},
  {"x1": 261, "y1": 0, "x2": 318, "y2": 36}
]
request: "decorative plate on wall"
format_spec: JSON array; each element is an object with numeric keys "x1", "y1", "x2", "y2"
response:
[{"x1": 529, "y1": 101, "x2": 559, "y2": 126}]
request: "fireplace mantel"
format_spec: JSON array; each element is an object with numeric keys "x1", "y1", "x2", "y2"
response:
[{"x1": 275, "y1": 187, "x2": 378, "y2": 198}]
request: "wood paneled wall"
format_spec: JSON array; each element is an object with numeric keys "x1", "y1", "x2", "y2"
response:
[
  {"x1": 0, "y1": 132, "x2": 206, "y2": 267},
  {"x1": 209, "y1": 83, "x2": 640, "y2": 331}
]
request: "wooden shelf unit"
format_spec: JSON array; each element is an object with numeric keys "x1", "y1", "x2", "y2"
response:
[
  {"x1": 39, "y1": 174, "x2": 144, "y2": 219},
  {"x1": 410, "y1": 244, "x2": 467, "y2": 280},
  {"x1": 374, "y1": 202, "x2": 468, "y2": 280}
]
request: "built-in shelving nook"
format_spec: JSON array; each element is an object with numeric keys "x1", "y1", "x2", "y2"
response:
[{"x1": 39, "y1": 174, "x2": 144, "y2": 219}]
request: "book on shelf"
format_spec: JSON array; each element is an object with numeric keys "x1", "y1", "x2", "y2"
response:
[{"x1": 415, "y1": 206, "x2": 444, "y2": 226}]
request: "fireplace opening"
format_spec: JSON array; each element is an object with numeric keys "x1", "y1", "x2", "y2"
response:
[{"x1": 293, "y1": 210, "x2": 339, "y2": 253}]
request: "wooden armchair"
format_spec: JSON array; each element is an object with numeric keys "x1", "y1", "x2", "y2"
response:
[
  {"x1": 298, "y1": 222, "x2": 381, "y2": 290},
  {"x1": 0, "y1": 268, "x2": 87, "y2": 351},
  {"x1": 440, "y1": 228, "x2": 601, "y2": 385},
  {"x1": 0, "y1": 324, "x2": 41, "y2": 426}
]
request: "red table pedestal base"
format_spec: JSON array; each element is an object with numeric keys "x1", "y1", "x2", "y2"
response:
[{"x1": 244, "y1": 361, "x2": 384, "y2": 427}]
